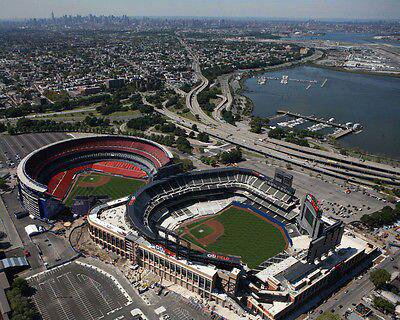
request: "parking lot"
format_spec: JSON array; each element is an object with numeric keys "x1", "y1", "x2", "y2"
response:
[
  {"x1": 1, "y1": 188, "x2": 78, "y2": 271},
  {"x1": 139, "y1": 288, "x2": 211, "y2": 320},
  {"x1": 0, "y1": 132, "x2": 71, "y2": 166},
  {"x1": 28, "y1": 262, "x2": 131, "y2": 320}
]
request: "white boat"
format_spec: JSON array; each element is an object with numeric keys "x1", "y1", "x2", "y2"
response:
[{"x1": 257, "y1": 77, "x2": 267, "y2": 85}]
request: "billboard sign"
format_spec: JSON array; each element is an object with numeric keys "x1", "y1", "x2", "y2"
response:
[
  {"x1": 152, "y1": 243, "x2": 176, "y2": 258},
  {"x1": 305, "y1": 194, "x2": 321, "y2": 217},
  {"x1": 306, "y1": 221, "x2": 344, "y2": 262}
]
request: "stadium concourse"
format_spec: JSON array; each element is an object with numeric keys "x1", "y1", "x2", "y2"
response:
[{"x1": 17, "y1": 135, "x2": 173, "y2": 218}]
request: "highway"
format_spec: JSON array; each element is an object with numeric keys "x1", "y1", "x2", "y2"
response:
[{"x1": 212, "y1": 74, "x2": 233, "y2": 121}]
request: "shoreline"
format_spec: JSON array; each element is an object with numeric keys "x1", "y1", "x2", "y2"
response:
[
  {"x1": 309, "y1": 62, "x2": 400, "y2": 79},
  {"x1": 232, "y1": 64, "x2": 400, "y2": 163}
]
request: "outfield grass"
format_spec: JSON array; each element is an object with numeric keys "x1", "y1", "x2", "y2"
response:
[
  {"x1": 184, "y1": 206, "x2": 287, "y2": 268},
  {"x1": 64, "y1": 172, "x2": 146, "y2": 207}
]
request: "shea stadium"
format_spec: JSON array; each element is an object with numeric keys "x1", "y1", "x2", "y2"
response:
[
  {"x1": 17, "y1": 135, "x2": 378, "y2": 320},
  {"x1": 17, "y1": 135, "x2": 173, "y2": 218}
]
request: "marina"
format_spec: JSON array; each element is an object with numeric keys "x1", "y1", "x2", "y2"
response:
[
  {"x1": 276, "y1": 110, "x2": 362, "y2": 138},
  {"x1": 257, "y1": 75, "x2": 319, "y2": 86},
  {"x1": 277, "y1": 110, "x2": 349, "y2": 129},
  {"x1": 244, "y1": 66, "x2": 400, "y2": 158}
]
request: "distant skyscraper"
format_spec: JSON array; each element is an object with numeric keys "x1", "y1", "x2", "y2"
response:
[{"x1": 51, "y1": 11, "x2": 55, "y2": 20}]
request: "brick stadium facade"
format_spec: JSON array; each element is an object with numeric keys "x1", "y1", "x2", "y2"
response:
[{"x1": 87, "y1": 198, "x2": 240, "y2": 303}]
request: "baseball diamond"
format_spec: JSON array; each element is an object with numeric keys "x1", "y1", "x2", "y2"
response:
[
  {"x1": 64, "y1": 172, "x2": 146, "y2": 207},
  {"x1": 179, "y1": 205, "x2": 288, "y2": 268}
]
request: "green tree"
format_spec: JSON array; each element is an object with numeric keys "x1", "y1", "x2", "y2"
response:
[
  {"x1": 268, "y1": 127, "x2": 286, "y2": 139},
  {"x1": 180, "y1": 83, "x2": 191, "y2": 93},
  {"x1": 197, "y1": 132, "x2": 210, "y2": 143},
  {"x1": 12, "y1": 278, "x2": 29, "y2": 296},
  {"x1": 316, "y1": 312, "x2": 341, "y2": 320},
  {"x1": 250, "y1": 117, "x2": 268, "y2": 133},
  {"x1": 373, "y1": 296, "x2": 395, "y2": 314},
  {"x1": 219, "y1": 147, "x2": 243, "y2": 164},
  {"x1": 176, "y1": 137, "x2": 192, "y2": 154},
  {"x1": 370, "y1": 269, "x2": 391, "y2": 289},
  {"x1": 361, "y1": 206, "x2": 400, "y2": 229},
  {"x1": 6, "y1": 277, "x2": 36, "y2": 320},
  {"x1": 221, "y1": 109, "x2": 236, "y2": 125},
  {"x1": 179, "y1": 158, "x2": 194, "y2": 172},
  {"x1": 0, "y1": 178, "x2": 8, "y2": 190}
]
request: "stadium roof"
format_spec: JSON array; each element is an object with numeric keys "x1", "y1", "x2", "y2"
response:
[
  {"x1": 126, "y1": 166, "x2": 297, "y2": 240},
  {"x1": 17, "y1": 156, "x2": 47, "y2": 192},
  {"x1": 256, "y1": 256, "x2": 298, "y2": 283},
  {"x1": 280, "y1": 261, "x2": 316, "y2": 284}
]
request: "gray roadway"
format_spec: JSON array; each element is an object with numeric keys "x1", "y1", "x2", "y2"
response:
[
  {"x1": 2, "y1": 188, "x2": 78, "y2": 273},
  {"x1": 310, "y1": 251, "x2": 400, "y2": 319},
  {"x1": 148, "y1": 97, "x2": 400, "y2": 188}
]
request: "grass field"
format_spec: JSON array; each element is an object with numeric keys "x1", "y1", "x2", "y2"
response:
[
  {"x1": 183, "y1": 206, "x2": 287, "y2": 268},
  {"x1": 190, "y1": 224, "x2": 214, "y2": 239},
  {"x1": 64, "y1": 172, "x2": 146, "y2": 207}
]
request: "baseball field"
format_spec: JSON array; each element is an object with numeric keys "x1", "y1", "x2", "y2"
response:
[
  {"x1": 64, "y1": 172, "x2": 146, "y2": 207},
  {"x1": 179, "y1": 206, "x2": 288, "y2": 268}
]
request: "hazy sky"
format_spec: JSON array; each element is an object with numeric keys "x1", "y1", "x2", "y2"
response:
[{"x1": 1, "y1": 0, "x2": 399, "y2": 20}]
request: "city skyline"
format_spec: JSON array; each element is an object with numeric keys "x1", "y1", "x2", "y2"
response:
[{"x1": 1, "y1": 0, "x2": 400, "y2": 20}]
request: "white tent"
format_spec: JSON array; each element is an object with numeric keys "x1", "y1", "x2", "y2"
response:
[{"x1": 25, "y1": 225, "x2": 41, "y2": 236}]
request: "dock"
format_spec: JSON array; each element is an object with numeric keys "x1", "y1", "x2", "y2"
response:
[
  {"x1": 321, "y1": 78, "x2": 328, "y2": 88},
  {"x1": 276, "y1": 110, "x2": 361, "y2": 139},
  {"x1": 264, "y1": 76, "x2": 318, "y2": 84},
  {"x1": 330, "y1": 128, "x2": 354, "y2": 139},
  {"x1": 277, "y1": 110, "x2": 348, "y2": 129}
]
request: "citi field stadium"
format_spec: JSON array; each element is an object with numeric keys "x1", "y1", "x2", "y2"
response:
[{"x1": 17, "y1": 135, "x2": 377, "y2": 319}]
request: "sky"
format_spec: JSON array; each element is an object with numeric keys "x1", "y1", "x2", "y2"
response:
[{"x1": 1, "y1": 0, "x2": 399, "y2": 20}]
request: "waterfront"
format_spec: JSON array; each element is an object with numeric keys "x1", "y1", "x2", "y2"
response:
[
  {"x1": 283, "y1": 32, "x2": 400, "y2": 46},
  {"x1": 243, "y1": 66, "x2": 400, "y2": 159}
]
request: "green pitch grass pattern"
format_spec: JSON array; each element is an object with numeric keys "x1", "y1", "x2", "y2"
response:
[
  {"x1": 185, "y1": 206, "x2": 287, "y2": 269},
  {"x1": 64, "y1": 172, "x2": 146, "y2": 207}
]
